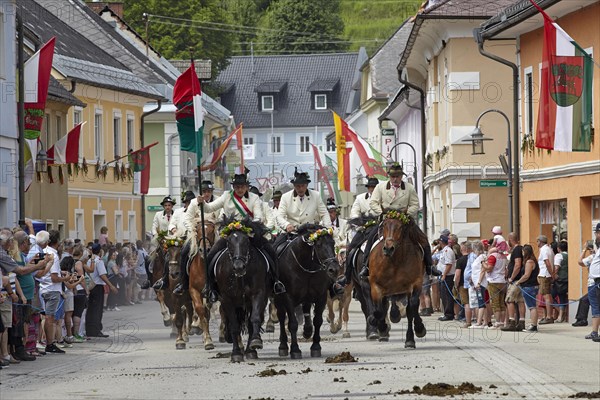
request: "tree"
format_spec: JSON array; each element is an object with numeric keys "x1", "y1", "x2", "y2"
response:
[
  {"x1": 123, "y1": 0, "x2": 235, "y2": 78},
  {"x1": 257, "y1": 0, "x2": 348, "y2": 54}
]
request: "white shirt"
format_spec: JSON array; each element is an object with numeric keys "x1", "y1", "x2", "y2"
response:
[
  {"x1": 537, "y1": 244, "x2": 554, "y2": 278},
  {"x1": 485, "y1": 252, "x2": 507, "y2": 283},
  {"x1": 39, "y1": 246, "x2": 62, "y2": 294},
  {"x1": 168, "y1": 207, "x2": 188, "y2": 238},
  {"x1": 330, "y1": 217, "x2": 349, "y2": 249},
  {"x1": 350, "y1": 193, "x2": 374, "y2": 219},
  {"x1": 88, "y1": 257, "x2": 108, "y2": 286},
  {"x1": 202, "y1": 191, "x2": 264, "y2": 223},
  {"x1": 471, "y1": 254, "x2": 488, "y2": 288},
  {"x1": 152, "y1": 211, "x2": 173, "y2": 236},
  {"x1": 554, "y1": 252, "x2": 563, "y2": 267},
  {"x1": 588, "y1": 248, "x2": 600, "y2": 280},
  {"x1": 439, "y1": 245, "x2": 456, "y2": 276},
  {"x1": 277, "y1": 189, "x2": 331, "y2": 229}
]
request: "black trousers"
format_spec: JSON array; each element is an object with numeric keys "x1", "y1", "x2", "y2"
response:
[
  {"x1": 576, "y1": 293, "x2": 590, "y2": 322},
  {"x1": 441, "y1": 275, "x2": 456, "y2": 319},
  {"x1": 85, "y1": 285, "x2": 105, "y2": 335},
  {"x1": 343, "y1": 230, "x2": 368, "y2": 280}
]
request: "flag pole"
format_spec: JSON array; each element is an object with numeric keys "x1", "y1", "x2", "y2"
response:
[{"x1": 190, "y1": 52, "x2": 209, "y2": 292}]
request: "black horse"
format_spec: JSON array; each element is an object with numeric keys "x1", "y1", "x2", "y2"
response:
[
  {"x1": 275, "y1": 224, "x2": 339, "y2": 359},
  {"x1": 214, "y1": 217, "x2": 272, "y2": 362}
]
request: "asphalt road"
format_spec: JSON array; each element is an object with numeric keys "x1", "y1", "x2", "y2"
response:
[{"x1": 2, "y1": 298, "x2": 599, "y2": 399}]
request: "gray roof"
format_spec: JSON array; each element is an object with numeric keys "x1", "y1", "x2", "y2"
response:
[
  {"x1": 479, "y1": 0, "x2": 560, "y2": 39},
  {"x1": 368, "y1": 19, "x2": 413, "y2": 98},
  {"x1": 48, "y1": 76, "x2": 86, "y2": 107},
  {"x1": 54, "y1": 54, "x2": 164, "y2": 99},
  {"x1": 34, "y1": 0, "x2": 175, "y2": 87},
  {"x1": 307, "y1": 78, "x2": 339, "y2": 92},
  {"x1": 214, "y1": 52, "x2": 361, "y2": 128}
]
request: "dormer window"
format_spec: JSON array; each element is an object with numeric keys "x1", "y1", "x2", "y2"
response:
[
  {"x1": 314, "y1": 94, "x2": 327, "y2": 110},
  {"x1": 261, "y1": 95, "x2": 274, "y2": 112}
]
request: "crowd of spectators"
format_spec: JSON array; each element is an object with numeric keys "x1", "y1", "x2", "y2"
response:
[
  {"x1": 420, "y1": 224, "x2": 600, "y2": 342},
  {"x1": 0, "y1": 220, "x2": 152, "y2": 368}
]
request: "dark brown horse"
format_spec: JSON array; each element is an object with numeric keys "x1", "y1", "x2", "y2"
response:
[
  {"x1": 367, "y1": 215, "x2": 427, "y2": 348},
  {"x1": 165, "y1": 242, "x2": 194, "y2": 349},
  {"x1": 275, "y1": 224, "x2": 339, "y2": 359},
  {"x1": 151, "y1": 247, "x2": 174, "y2": 330},
  {"x1": 187, "y1": 223, "x2": 217, "y2": 351}
]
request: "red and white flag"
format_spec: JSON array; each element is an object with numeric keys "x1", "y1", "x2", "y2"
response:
[
  {"x1": 24, "y1": 37, "x2": 55, "y2": 140},
  {"x1": 47, "y1": 123, "x2": 83, "y2": 165}
]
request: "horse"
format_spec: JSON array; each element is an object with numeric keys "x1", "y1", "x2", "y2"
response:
[
  {"x1": 367, "y1": 214, "x2": 427, "y2": 349},
  {"x1": 214, "y1": 217, "x2": 271, "y2": 362},
  {"x1": 187, "y1": 221, "x2": 218, "y2": 351},
  {"x1": 151, "y1": 246, "x2": 175, "y2": 331},
  {"x1": 275, "y1": 224, "x2": 339, "y2": 359},
  {"x1": 326, "y1": 248, "x2": 352, "y2": 338},
  {"x1": 163, "y1": 239, "x2": 195, "y2": 349}
]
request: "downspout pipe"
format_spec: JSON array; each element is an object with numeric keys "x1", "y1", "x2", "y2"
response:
[
  {"x1": 474, "y1": 27, "x2": 520, "y2": 237},
  {"x1": 17, "y1": 13, "x2": 25, "y2": 226},
  {"x1": 397, "y1": 72, "x2": 427, "y2": 236},
  {"x1": 140, "y1": 100, "x2": 162, "y2": 240}
]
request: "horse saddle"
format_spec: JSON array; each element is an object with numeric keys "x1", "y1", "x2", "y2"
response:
[
  {"x1": 360, "y1": 236, "x2": 382, "y2": 253},
  {"x1": 275, "y1": 235, "x2": 296, "y2": 259}
]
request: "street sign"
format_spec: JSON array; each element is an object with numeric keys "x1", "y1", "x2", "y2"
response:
[
  {"x1": 381, "y1": 128, "x2": 395, "y2": 136},
  {"x1": 479, "y1": 180, "x2": 507, "y2": 188},
  {"x1": 147, "y1": 205, "x2": 163, "y2": 211}
]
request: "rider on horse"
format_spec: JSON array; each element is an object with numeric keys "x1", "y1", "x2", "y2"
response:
[
  {"x1": 152, "y1": 192, "x2": 194, "y2": 290},
  {"x1": 150, "y1": 195, "x2": 176, "y2": 290},
  {"x1": 172, "y1": 181, "x2": 219, "y2": 295},
  {"x1": 273, "y1": 169, "x2": 332, "y2": 251},
  {"x1": 335, "y1": 163, "x2": 436, "y2": 289},
  {"x1": 326, "y1": 198, "x2": 349, "y2": 252},
  {"x1": 186, "y1": 173, "x2": 285, "y2": 303}
]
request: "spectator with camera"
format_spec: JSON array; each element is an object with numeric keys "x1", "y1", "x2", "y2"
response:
[{"x1": 85, "y1": 243, "x2": 117, "y2": 338}]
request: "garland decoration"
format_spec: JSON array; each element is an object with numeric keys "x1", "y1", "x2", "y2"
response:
[
  {"x1": 220, "y1": 221, "x2": 252, "y2": 238},
  {"x1": 308, "y1": 227, "x2": 333, "y2": 243},
  {"x1": 385, "y1": 210, "x2": 410, "y2": 224}
]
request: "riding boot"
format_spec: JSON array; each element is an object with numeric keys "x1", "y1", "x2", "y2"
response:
[
  {"x1": 258, "y1": 239, "x2": 286, "y2": 295},
  {"x1": 173, "y1": 242, "x2": 190, "y2": 295},
  {"x1": 359, "y1": 227, "x2": 379, "y2": 279},
  {"x1": 202, "y1": 239, "x2": 226, "y2": 303},
  {"x1": 153, "y1": 260, "x2": 169, "y2": 291}
]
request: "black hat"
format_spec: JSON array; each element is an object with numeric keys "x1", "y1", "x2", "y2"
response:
[
  {"x1": 160, "y1": 196, "x2": 176, "y2": 206},
  {"x1": 365, "y1": 176, "x2": 379, "y2": 187},
  {"x1": 387, "y1": 162, "x2": 406, "y2": 177},
  {"x1": 249, "y1": 185, "x2": 263, "y2": 197},
  {"x1": 272, "y1": 190, "x2": 282, "y2": 201},
  {"x1": 91, "y1": 243, "x2": 102, "y2": 254},
  {"x1": 291, "y1": 168, "x2": 311, "y2": 184},
  {"x1": 231, "y1": 174, "x2": 250, "y2": 185},
  {"x1": 182, "y1": 190, "x2": 195, "y2": 203},
  {"x1": 201, "y1": 180, "x2": 214, "y2": 190},
  {"x1": 439, "y1": 235, "x2": 449, "y2": 244},
  {"x1": 595, "y1": 222, "x2": 600, "y2": 232},
  {"x1": 326, "y1": 198, "x2": 339, "y2": 211}
]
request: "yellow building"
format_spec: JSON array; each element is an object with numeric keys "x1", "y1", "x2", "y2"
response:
[{"x1": 480, "y1": 0, "x2": 600, "y2": 299}]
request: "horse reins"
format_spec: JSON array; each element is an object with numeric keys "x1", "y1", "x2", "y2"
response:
[{"x1": 287, "y1": 234, "x2": 336, "y2": 274}]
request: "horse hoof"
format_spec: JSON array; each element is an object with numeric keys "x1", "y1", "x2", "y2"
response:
[
  {"x1": 250, "y1": 338, "x2": 263, "y2": 350},
  {"x1": 378, "y1": 336, "x2": 389, "y2": 342},
  {"x1": 390, "y1": 306, "x2": 401, "y2": 323},
  {"x1": 176, "y1": 342, "x2": 186, "y2": 350},
  {"x1": 405, "y1": 341, "x2": 416, "y2": 349},
  {"x1": 290, "y1": 351, "x2": 303, "y2": 360},
  {"x1": 231, "y1": 354, "x2": 244, "y2": 363},
  {"x1": 169, "y1": 332, "x2": 177, "y2": 339},
  {"x1": 342, "y1": 332, "x2": 351, "y2": 339},
  {"x1": 245, "y1": 350, "x2": 258, "y2": 360},
  {"x1": 310, "y1": 349, "x2": 321, "y2": 358},
  {"x1": 204, "y1": 343, "x2": 215, "y2": 350},
  {"x1": 190, "y1": 327, "x2": 202, "y2": 335},
  {"x1": 265, "y1": 323, "x2": 275, "y2": 333},
  {"x1": 303, "y1": 328, "x2": 313, "y2": 340},
  {"x1": 279, "y1": 348, "x2": 289, "y2": 357},
  {"x1": 163, "y1": 320, "x2": 172, "y2": 327},
  {"x1": 415, "y1": 326, "x2": 427, "y2": 338},
  {"x1": 367, "y1": 332, "x2": 379, "y2": 341}
]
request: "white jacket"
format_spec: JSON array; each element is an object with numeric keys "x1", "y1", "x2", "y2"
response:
[
  {"x1": 350, "y1": 192, "x2": 375, "y2": 219},
  {"x1": 202, "y1": 190, "x2": 263, "y2": 223},
  {"x1": 370, "y1": 180, "x2": 419, "y2": 219},
  {"x1": 168, "y1": 207, "x2": 188, "y2": 237},
  {"x1": 331, "y1": 217, "x2": 349, "y2": 249},
  {"x1": 152, "y1": 211, "x2": 173, "y2": 236},
  {"x1": 277, "y1": 189, "x2": 331, "y2": 229}
]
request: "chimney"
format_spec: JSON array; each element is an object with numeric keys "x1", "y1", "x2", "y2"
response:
[{"x1": 86, "y1": 2, "x2": 125, "y2": 19}]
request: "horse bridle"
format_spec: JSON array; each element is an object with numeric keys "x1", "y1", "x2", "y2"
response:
[
  {"x1": 226, "y1": 238, "x2": 250, "y2": 266},
  {"x1": 287, "y1": 234, "x2": 336, "y2": 274}
]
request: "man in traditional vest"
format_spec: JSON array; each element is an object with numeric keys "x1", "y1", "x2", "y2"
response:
[
  {"x1": 173, "y1": 181, "x2": 218, "y2": 295},
  {"x1": 195, "y1": 173, "x2": 284, "y2": 302},
  {"x1": 169, "y1": 191, "x2": 196, "y2": 237},
  {"x1": 151, "y1": 196, "x2": 176, "y2": 290},
  {"x1": 350, "y1": 176, "x2": 379, "y2": 218},
  {"x1": 275, "y1": 170, "x2": 332, "y2": 237}
]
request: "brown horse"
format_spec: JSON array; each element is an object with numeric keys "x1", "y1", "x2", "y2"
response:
[
  {"x1": 165, "y1": 243, "x2": 194, "y2": 349},
  {"x1": 151, "y1": 247, "x2": 174, "y2": 330},
  {"x1": 187, "y1": 222, "x2": 217, "y2": 351},
  {"x1": 367, "y1": 216, "x2": 427, "y2": 348},
  {"x1": 327, "y1": 249, "x2": 353, "y2": 338}
]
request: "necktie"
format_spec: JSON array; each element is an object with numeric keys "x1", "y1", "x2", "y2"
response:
[{"x1": 167, "y1": 214, "x2": 170, "y2": 222}]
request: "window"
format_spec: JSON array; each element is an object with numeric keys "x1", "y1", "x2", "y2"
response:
[
  {"x1": 524, "y1": 68, "x2": 534, "y2": 135},
  {"x1": 243, "y1": 136, "x2": 254, "y2": 145},
  {"x1": 262, "y1": 95, "x2": 274, "y2": 112},
  {"x1": 113, "y1": 113, "x2": 121, "y2": 158},
  {"x1": 270, "y1": 135, "x2": 282, "y2": 155},
  {"x1": 94, "y1": 111, "x2": 103, "y2": 160},
  {"x1": 126, "y1": 115, "x2": 134, "y2": 153},
  {"x1": 314, "y1": 94, "x2": 327, "y2": 110},
  {"x1": 326, "y1": 138, "x2": 336, "y2": 152},
  {"x1": 299, "y1": 135, "x2": 310, "y2": 153},
  {"x1": 73, "y1": 108, "x2": 82, "y2": 127},
  {"x1": 55, "y1": 115, "x2": 62, "y2": 139}
]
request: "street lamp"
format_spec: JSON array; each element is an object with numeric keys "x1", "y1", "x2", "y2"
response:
[
  {"x1": 466, "y1": 109, "x2": 513, "y2": 233},
  {"x1": 35, "y1": 144, "x2": 53, "y2": 174},
  {"x1": 387, "y1": 142, "x2": 418, "y2": 194}
]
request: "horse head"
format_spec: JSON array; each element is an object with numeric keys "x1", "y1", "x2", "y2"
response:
[
  {"x1": 226, "y1": 230, "x2": 250, "y2": 277},
  {"x1": 196, "y1": 221, "x2": 216, "y2": 250},
  {"x1": 382, "y1": 217, "x2": 403, "y2": 257},
  {"x1": 165, "y1": 242, "x2": 183, "y2": 279},
  {"x1": 298, "y1": 225, "x2": 339, "y2": 279}
]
